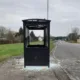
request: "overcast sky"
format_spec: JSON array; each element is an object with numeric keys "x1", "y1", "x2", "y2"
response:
[{"x1": 0, "y1": 0, "x2": 80, "y2": 36}]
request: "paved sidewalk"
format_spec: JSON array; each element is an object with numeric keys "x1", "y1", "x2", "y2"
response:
[{"x1": 0, "y1": 56, "x2": 71, "y2": 80}]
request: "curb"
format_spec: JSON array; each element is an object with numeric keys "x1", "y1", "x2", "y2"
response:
[{"x1": 52, "y1": 43, "x2": 76, "y2": 80}]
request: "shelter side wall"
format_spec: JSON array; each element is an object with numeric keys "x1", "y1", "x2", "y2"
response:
[{"x1": 24, "y1": 47, "x2": 49, "y2": 66}]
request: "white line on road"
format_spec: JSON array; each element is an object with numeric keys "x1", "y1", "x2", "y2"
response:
[{"x1": 53, "y1": 42, "x2": 79, "y2": 80}]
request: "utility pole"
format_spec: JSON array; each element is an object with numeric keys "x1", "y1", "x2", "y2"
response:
[{"x1": 47, "y1": 0, "x2": 49, "y2": 19}]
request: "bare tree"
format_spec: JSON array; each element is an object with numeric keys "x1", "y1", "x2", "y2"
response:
[
  {"x1": 19, "y1": 27, "x2": 23, "y2": 35},
  {"x1": 6, "y1": 30, "x2": 14, "y2": 41},
  {"x1": 72, "y1": 27, "x2": 79, "y2": 35},
  {"x1": 0, "y1": 26, "x2": 6, "y2": 38},
  {"x1": 68, "y1": 27, "x2": 79, "y2": 42},
  {"x1": 72, "y1": 27, "x2": 79, "y2": 42}
]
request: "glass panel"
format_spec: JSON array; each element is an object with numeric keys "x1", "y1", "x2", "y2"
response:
[
  {"x1": 26, "y1": 28, "x2": 29, "y2": 38},
  {"x1": 29, "y1": 30, "x2": 44, "y2": 45},
  {"x1": 25, "y1": 27, "x2": 29, "y2": 47}
]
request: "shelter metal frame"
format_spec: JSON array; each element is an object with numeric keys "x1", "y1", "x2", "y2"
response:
[{"x1": 22, "y1": 19, "x2": 51, "y2": 67}]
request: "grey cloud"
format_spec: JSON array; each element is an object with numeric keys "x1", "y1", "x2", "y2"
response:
[{"x1": 0, "y1": 0, "x2": 80, "y2": 36}]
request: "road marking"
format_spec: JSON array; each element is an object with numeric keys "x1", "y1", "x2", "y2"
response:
[{"x1": 52, "y1": 42, "x2": 78, "y2": 80}]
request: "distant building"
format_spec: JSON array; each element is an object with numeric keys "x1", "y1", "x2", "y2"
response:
[
  {"x1": 38, "y1": 36, "x2": 43, "y2": 41},
  {"x1": 0, "y1": 38, "x2": 7, "y2": 40}
]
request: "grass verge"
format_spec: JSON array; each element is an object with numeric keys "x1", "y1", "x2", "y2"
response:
[
  {"x1": 0, "y1": 43, "x2": 23, "y2": 62},
  {"x1": 0, "y1": 41, "x2": 54, "y2": 62}
]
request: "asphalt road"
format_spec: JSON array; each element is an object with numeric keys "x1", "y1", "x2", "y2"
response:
[
  {"x1": 54, "y1": 41, "x2": 80, "y2": 80},
  {"x1": 54, "y1": 41, "x2": 80, "y2": 60}
]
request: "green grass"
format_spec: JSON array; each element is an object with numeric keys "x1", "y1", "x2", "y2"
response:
[
  {"x1": 50, "y1": 40, "x2": 54, "y2": 51},
  {"x1": 0, "y1": 43, "x2": 23, "y2": 62},
  {"x1": 0, "y1": 41, "x2": 54, "y2": 62},
  {"x1": 30, "y1": 41, "x2": 43, "y2": 45}
]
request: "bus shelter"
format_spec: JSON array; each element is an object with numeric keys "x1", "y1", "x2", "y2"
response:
[{"x1": 22, "y1": 19, "x2": 51, "y2": 67}]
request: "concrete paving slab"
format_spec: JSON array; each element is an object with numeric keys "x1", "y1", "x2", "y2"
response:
[{"x1": 0, "y1": 56, "x2": 70, "y2": 80}]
